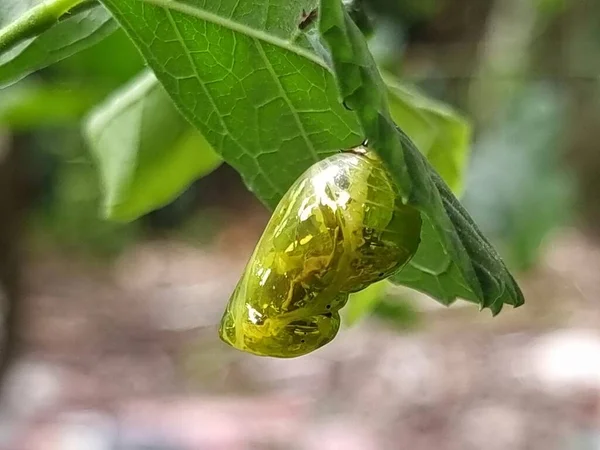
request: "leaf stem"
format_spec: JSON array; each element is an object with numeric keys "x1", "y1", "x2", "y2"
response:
[{"x1": 0, "y1": 0, "x2": 84, "y2": 55}]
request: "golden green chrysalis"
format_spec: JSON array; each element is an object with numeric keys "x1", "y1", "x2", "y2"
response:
[{"x1": 219, "y1": 147, "x2": 422, "y2": 358}]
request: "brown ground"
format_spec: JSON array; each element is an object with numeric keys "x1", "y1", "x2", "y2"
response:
[{"x1": 2, "y1": 218, "x2": 600, "y2": 449}]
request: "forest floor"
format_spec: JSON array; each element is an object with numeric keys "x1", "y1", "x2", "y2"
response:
[{"x1": 2, "y1": 210, "x2": 600, "y2": 449}]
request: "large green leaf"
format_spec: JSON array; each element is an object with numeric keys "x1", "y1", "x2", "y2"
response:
[
  {"x1": 98, "y1": 0, "x2": 363, "y2": 209},
  {"x1": 0, "y1": 0, "x2": 117, "y2": 88},
  {"x1": 319, "y1": 0, "x2": 524, "y2": 313},
  {"x1": 85, "y1": 70, "x2": 222, "y2": 222}
]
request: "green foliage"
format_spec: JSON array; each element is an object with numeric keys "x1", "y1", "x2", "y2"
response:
[
  {"x1": 51, "y1": 27, "x2": 144, "y2": 86},
  {"x1": 536, "y1": 0, "x2": 568, "y2": 16},
  {"x1": 366, "y1": 0, "x2": 441, "y2": 23},
  {"x1": 0, "y1": 81, "x2": 103, "y2": 128},
  {"x1": 85, "y1": 70, "x2": 222, "y2": 221},
  {"x1": 346, "y1": 282, "x2": 422, "y2": 330},
  {"x1": 38, "y1": 160, "x2": 138, "y2": 256},
  {"x1": 372, "y1": 295, "x2": 421, "y2": 330},
  {"x1": 319, "y1": 0, "x2": 523, "y2": 313},
  {"x1": 0, "y1": 0, "x2": 525, "y2": 317},
  {"x1": 28, "y1": 132, "x2": 138, "y2": 257},
  {"x1": 344, "y1": 281, "x2": 387, "y2": 326},
  {"x1": 0, "y1": 0, "x2": 116, "y2": 88}
]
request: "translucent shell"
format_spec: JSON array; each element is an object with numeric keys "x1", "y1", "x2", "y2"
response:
[{"x1": 219, "y1": 149, "x2": 422, "y2": 358}]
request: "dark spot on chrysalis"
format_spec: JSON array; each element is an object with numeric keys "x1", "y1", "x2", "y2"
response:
[{"x1": 343, "y1": 100, "x2": 353, "y2": 111}]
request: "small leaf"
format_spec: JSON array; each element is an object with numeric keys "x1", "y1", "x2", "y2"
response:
[
  {"x1": 319, "y1": 0, "x2": 524, "y2": 314},
  {"x1": 385, "y1": 76, "x2": 472, "y2": 196},
  {"x1": 0, "y1": 0, "x2": 117, "y2": 88},
  {"x1": 85, "y1": 70, "x2": 222, "y2": 222}
]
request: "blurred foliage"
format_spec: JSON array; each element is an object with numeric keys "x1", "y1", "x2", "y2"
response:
[
  {"x1": 0, "y1": 81, "x2": 102, "y2": 128},
  {"x1": 372, "y1": 295, "x2": 421, "y2": 331},
  {"x1": 49, "y1": 28, "x2": 143, "y2": 86},
  {"x1": 26, "y1": 129, "x2": 139, "y2": 258},
  {"x1": 85, "y1": 71, "x2": 222, "y2": 222},
  {"x1": 535, "y1": 0, "x2": 567, "y2": 16},
  {"x1": 463, "y1": 85, "x2": 574, "y2": 271},
  {"x1": 0, "y1": 0, "x2": 116, "y2": 88},
  {"x1": 343, "y1": 279, "x2": 422, "y2": 331},
  {"x1": 344, "y1": 281, "x2": 387, "y2": 327},
  {"x1": 345, "y1": 281, "x2": 421, "y2": 331},
  {"x1": 364, "y1": 0, "x2": 442, "y2": 23},
  {"x1": 1, "y1": 28, "x2": 146, "y2": 258}
]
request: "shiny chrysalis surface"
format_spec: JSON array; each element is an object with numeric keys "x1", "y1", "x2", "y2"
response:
[{"x1": 219, "y1": 148, "x2": 422, "y2": 358}]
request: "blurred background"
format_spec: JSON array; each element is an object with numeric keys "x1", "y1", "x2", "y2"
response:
[{"x1": 1, "y1": 0, "x2": 600, "y2": 448}]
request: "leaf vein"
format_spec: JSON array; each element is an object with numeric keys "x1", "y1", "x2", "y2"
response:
[
  {"x1": 254, "y1": 38, "x2": 319, "y2": 163},
  {"x1": 163, "y1": 8, "x2": 280, "y2": 196}
]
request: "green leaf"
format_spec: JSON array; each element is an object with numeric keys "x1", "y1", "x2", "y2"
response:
[
  {"x1": 85, "y1": 70, "x2": 222, "y2": 222},
  {"x1": 98, "y1": 0, "x2": 363, "y2": 209},
  {"x1": 385, "y1": 76, "x2": 472, "y2": 196},
  {"x1": 319, "y1": 0, "x2": 524, "y2": 314},
  {"x1": 0, "y1": 0, "x2": 117, "y2": 88}
]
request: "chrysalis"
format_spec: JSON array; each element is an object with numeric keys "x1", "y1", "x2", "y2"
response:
[{"x1": 219, "y1": 147, "x2": 422, "y2": 358}]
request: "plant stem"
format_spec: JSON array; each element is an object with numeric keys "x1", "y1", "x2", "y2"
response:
[{"x1": 0, "y1": 0, "x2": 83, "y2": 55}]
